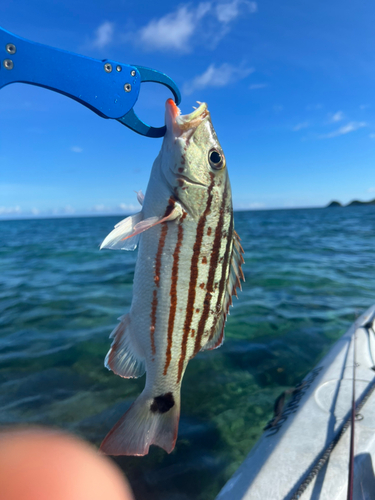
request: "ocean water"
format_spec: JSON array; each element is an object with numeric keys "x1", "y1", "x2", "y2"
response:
[{"x1": 1, "y1": 206, "x2": 375, "y2": 500}]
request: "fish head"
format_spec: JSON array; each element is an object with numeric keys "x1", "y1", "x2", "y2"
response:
[{"x1": 162, "y1": 99, "x2": 229, "y2": 218}]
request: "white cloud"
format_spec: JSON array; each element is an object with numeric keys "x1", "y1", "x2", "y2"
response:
[
  {"x1": 293, "y1": 122, "x2": 309, "y2": 131},
  {"x1": 360, "y1": 104, "x2": 370, "y2": 110},
  {"x1": 184, "y1": 63, "x2": 253, "y2": 94},
  {"x1": 119, "y1": 203, "x2": 138, "y2": 212},
  {"x1": 92, "y1": 204, "x2": 107, "y2": 212},
  {"x1": 91, "y1": 21, "x2": 114, "y2": 49},
  {"x1": 329, "y1": 111, "x2": 344, "y2": 123},
  {"x1": 90, "y1": 203, "x2": 138, "y2": 214},
  {"x1": 71, "y1": 146, "x2": 83, "y2": 153},
  {"x1": 139, "y1": 5, "x2": 209, "y2": 52},
  {"x1": 234, "y1": 202, "x2": 266, "y2": 210},
  {"x1": 216, "y1": 0, "x2": 257, "y2": 23},
  {"x1": 273, "y1": 105, "x2": 284, "y2": 113},
  {"x1": 367, "y1": 187, "x2": 375, "y2": 193},
  {"x1": 306, "y1": 104, "x2": 323, "y2": 111},
  {"x1": 249, "y1": 83, "x2": 267, "y2": 90},
  {"x1": 0, "y1": 204, "x2": 142, "y2": 219},
  {"x1": 369, "y1": 133, "x2": 375, "y2": 139},
  {"x1": 138, "y1": 1, "x2": 257, "y2": 52},
  {"x1": 63, "y1": 205, "x2": 75, "y2": 214},
  {"x1": 0, "y1": 206, "x2": 21, "y2": 215},
  {"x1": 322, "y1": 121, "x2": 367, "y2": 139}
]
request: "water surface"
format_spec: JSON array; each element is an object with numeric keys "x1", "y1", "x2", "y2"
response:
[{"x1": 1, "y1": 206, "x2": 374, "y2": 499}]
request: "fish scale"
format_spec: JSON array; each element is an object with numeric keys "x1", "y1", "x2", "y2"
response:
[{"x1": 99, "y1": 99, "x2": 244, "y2": 456}]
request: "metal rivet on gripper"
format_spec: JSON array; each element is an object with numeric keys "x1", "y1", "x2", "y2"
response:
[
  {"x1": 124, "y1": 83, "x2": 132, "y2": 92},
  {"x1": 131, "y1": 70, "x2": 136, "y2": 77},
  {"x1": 116, "y1": 65, "x2": 122, "y2": 72},
  {"x1": 104, "y1": 63, "x2": 112, "y2": 73},
  {"x1": 3, "y1": 59, "x2": 14, "y2": 70},
  {"x1": 6, "y1": 43, "x2": 16, "y2": 54}
]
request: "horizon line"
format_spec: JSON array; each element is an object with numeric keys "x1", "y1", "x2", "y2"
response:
[{"x1": 0, "y1": 203, "x2": 366, "y2": 222}]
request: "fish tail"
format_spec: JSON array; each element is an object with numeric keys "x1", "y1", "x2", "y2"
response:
[{"x1": 100, "y1": 389, "x2": 180, "y2": 456}]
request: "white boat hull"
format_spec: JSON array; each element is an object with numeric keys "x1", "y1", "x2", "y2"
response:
[{"x1": 216, "y1": 305, "x2": 375, "y2": 500}]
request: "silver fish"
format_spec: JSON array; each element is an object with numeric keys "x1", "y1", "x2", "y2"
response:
[{"x1": 99, "y1": 99, "x2": 244, "y2": 456}]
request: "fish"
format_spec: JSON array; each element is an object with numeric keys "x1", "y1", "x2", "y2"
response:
[{"x1": 99, "y1": 99, "x2": 244, "y2": 456}]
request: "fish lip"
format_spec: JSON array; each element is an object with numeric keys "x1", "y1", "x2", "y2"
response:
[
  {"x1": 166, "y1": 100, "x2": 209, "y2": 138},
  {"x1": 176, "y1": 102, "x2": 209, "y2": 130}
]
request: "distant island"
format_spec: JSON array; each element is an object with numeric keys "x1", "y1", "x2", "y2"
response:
[{"x1": 327, "y1": 198, "x2": 375, "y2": 207}]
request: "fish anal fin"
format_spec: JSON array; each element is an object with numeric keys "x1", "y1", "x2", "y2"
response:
[
  {"x1": 100, "y1": 389, "x2": 181, "y2": 456},
  {"x1": 105, "y1": 314, "x2": 145, "y2": 379},
  {"x1": 100, "y1": 212, "x2": 143, "y2": 251}
]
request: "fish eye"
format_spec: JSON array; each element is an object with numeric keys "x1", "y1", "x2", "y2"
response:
[{"x1": 208, "y1": 149, "x2": 225, "y2": 170}]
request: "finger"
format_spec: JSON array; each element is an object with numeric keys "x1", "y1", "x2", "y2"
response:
[{"x1": 0, "y1": 428, "x2": 134, "y2": 500}]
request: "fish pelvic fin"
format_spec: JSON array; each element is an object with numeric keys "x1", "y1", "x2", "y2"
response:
[
  {"x1": 100, "y1": 389, "x2": 181, "y2": 456},
  {"x1": 105, "y1": 314, "x2": 145, "y2": 379}
]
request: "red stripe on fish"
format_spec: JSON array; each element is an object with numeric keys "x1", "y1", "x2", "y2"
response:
[
  {"x1": 150, "y1": 290, "x2": 158, "y2": 357},
  {"x1": 164, "y1": 211, "x2": 187, "y2": 375},
  {"x1": 193, "y1": 180, "x2": 228, "y2": 356},
  {"x1": 208, "y1": 209, "x2": 233, "y2": 342},
  {"x1": 177, "y1": 174, "x2": 215, "y2": 383},
  {"x1": 149, "y1": 198, "x2": 175, "y2": 356}
]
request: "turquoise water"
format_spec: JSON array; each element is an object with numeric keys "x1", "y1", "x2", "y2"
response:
[{"x1": 1, "y1": 206, "x2": 375, "y2": 499}]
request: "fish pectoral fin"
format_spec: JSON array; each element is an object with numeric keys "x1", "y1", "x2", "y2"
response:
[
  {"x1": 105, "y1": 314, "x2": 145, "y2": 379},
  {"x1": 100, "y1": 203, "x2": 183, "y2": 250},
  {"x1": 102, "y1": 202, "x2": 183, "y2": 250},
  {"x1": 100, "y1": 211, "x2": 143, "y2": 251},
  {"x1": 128, "y1": 203, "x2": 184, "y2": 237}
]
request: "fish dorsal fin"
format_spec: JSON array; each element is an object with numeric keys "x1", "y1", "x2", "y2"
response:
[
  {"x1": 229, "y1": 230, "x2": 245, "y2": 296},
  {"x1": 202, "y1": 230, "x2": 245, "y2": 351}
]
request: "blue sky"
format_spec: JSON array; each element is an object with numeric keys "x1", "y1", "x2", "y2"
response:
[{"x1": 1, "y1": 0, "x2": 375, "y2": 218}]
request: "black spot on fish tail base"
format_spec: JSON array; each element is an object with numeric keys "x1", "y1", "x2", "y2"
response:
[{"x1": 150, "y1": 392, "x2": 175, "y2": 414}]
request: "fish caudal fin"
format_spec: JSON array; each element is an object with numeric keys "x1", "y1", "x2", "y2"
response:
[{"x1": 100, "y1": 390, "x2": 180, "y2": 456}]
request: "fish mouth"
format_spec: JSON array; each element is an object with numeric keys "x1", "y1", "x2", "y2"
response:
[{"x1": 165, "y1": 99, "x2": 209, "y2": 137}]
